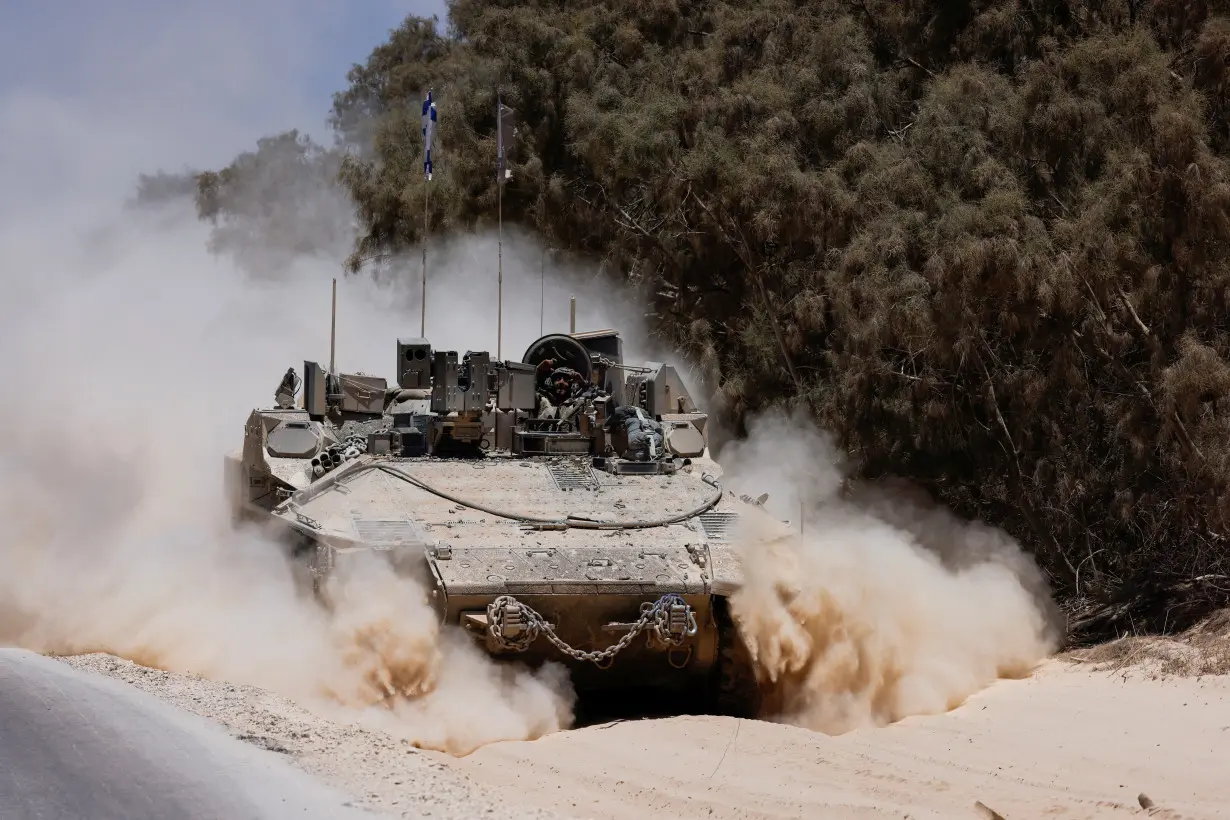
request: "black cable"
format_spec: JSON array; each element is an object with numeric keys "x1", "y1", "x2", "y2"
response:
[{"x1": 375, "y1": 463, "x2": 723, "y2": 530}]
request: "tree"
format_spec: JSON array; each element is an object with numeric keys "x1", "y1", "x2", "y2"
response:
[
  {"x1": 193, "y1": 0, "x2": 1230, "y2": 641},
  {"x1": 194, "y1": 130, "x2": 356, "y2": 275},
  {"x1": 130, "y1": 169, "x2": 200, "y2": 209}
]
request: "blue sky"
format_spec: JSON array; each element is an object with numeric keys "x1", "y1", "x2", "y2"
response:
[
  {"x1": 298, "y1": 1, "x2": 452, "y2": 119},
  {"x1": 0, "y1": 1, "x2": 448, "y2": 130},
  {"x1": 0, "y1": 1, "x2": 447, "y2": 211}
]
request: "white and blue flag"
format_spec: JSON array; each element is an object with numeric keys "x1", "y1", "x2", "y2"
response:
[{"x1": 422, "y1": 90, "x2": 437, "y2": 181}]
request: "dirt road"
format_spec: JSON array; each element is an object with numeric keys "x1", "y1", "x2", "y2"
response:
[{"x1": 49, "y1": 654, "x2": 1230, "y2": 820}]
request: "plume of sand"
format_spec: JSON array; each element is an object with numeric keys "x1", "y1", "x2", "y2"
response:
[
  {"x1": 715, "y1": 408, "x2": 1061, "y2": 733},
  {"x1": 0, "y1": 203, "x2": 594, "y2": 756},
  {"x1": 0, "y1": 1, "x2": 650, "y2": 756}
]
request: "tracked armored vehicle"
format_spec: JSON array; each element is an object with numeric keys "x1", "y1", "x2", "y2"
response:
[{"x1": 226, "y1": 326, "x2": 779, "y2": 715}]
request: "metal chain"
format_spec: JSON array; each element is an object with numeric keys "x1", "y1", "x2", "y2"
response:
[{"x1": 486, "y1": 594, "x2": 697, "y2": 665}]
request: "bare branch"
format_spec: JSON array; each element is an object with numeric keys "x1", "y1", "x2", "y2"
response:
[{"x1": 1117, "y1": 286, "x2": 1151, "y2": 336}]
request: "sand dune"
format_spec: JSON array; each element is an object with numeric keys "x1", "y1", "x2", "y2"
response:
[{"x1": 455, "y1": 659, "x2": 1230, "y2": 820}]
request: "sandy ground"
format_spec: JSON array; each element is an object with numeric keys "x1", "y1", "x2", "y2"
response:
[
  {"x1": 55, "y1": 653, "x2": 562, "y2": 820},
  {"x1": 54, "y1": 651, "x2": 1230, "y2": 820},
  {"x1": 0, "y1": 649, "x2": 371, "y2": 820},
  {"x1": 457, "y1": 659, "x2": 1230, "y2": 820}
]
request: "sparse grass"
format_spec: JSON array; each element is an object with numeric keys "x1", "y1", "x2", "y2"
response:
[{"x1": 1063, "y1": 609, "x2": 1230, "y2": 679}]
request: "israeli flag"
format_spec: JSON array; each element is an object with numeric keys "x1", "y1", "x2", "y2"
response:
[{"x1": 422, "y1": 91, "x2": 437, "y2": 181}]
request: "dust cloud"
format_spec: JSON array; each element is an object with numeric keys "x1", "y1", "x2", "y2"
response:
[
  {"x1": 1, "y1": 2, "x2": 1053, "y2": 760},
  {"x1": 714, "y1": 407, "x2": 1062, "y2": 733},
  {"x1": 0, "y1": 5, "x2": 649, "y2": 749},
  {"x1": 0, "y1": 4, "x2": 669, "y2": 755},
  {"x1": 0, "y1": 191, "x2": 626, "y2": 752}
]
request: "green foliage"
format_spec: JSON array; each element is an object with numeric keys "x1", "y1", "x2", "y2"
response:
[{"x1": 197, "y1": 0, "x2": 1230, "y2": 640}]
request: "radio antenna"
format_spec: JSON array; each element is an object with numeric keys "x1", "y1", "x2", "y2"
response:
[{"x1": 329, "y1": 277, "x2": 337, "y2": 373}]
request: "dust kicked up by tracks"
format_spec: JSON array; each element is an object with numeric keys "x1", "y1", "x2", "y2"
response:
[
  {"x1": 711, "y1": 407, "x2": 1064, "y2": 733},
  {"x1": 0, "y1": 208, "x2": 586, "y2": 757}
]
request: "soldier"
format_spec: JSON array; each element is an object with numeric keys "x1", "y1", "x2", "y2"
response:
[
  {"x1": 535, "y1": 358, "x2": 584, "y2": 421},
  {"x1": 535, "y1": 357, "x2": 557, "y2": 385},
  {"x1": 603, "y1": 404, "x2": 665, "y2": 460}
]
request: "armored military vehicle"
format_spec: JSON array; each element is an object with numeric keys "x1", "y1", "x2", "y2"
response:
[{"x1": 226, "y1": 326, "x2": 781, "y2": 716}]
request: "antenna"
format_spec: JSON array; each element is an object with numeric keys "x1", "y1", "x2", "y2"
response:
[
  {"x1": 540, "y1": 247, "x2": 545, "y2": 336},
  {"x1": 495, "y1": 89, "x2": 517, "y2": 360},
  {"x1": 329, "y1": 277, "x2": 337, "y2": 373},
  {"x1": 570, "y1": 295, "x2": 576, "y2": 333},
  {"x1": 495, "y1": 89, "x2": 509, "y2": 361},
  {"x1": 497, "y1": 162, "x2": 503, "y2": 360},
  {"x1": 421, "y1": 86, "x2": 436, "y2": 338}
]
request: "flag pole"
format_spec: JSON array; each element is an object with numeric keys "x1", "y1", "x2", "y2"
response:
[
  {"x1": 421, "y1": 171, "x2": 428, "y2": 337},
  {"x1": 421, "y1": 89, "x2": 436, "y2": 338}
]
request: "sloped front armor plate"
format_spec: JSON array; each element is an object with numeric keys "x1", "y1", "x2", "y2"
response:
[{"x1": 278, "y1": 457, "x2": 728, "y2": 596}]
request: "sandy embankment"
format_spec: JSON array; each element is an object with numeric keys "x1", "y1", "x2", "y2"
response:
[
  {"x1": 455, "y1": 658, "x2": 1230, "y2": 820},
  {"x1": 60, "y1": 649, "x2": 1230, "y2": 820}
]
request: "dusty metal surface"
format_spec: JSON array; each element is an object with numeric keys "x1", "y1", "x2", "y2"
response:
[{"x1": 282, "y1": 456, "x2": 725, "y2": 597}]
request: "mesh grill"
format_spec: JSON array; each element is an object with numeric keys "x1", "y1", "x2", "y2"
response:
[
  {"x1": 698, "y1": 510, "x2": 739, "y2": 542},
  {"x1": 354, "y1": 519, "x2": 420, "y2": 544},
  {"x1": 547, "y1": 459, "x2": 599, "y2": 491}
]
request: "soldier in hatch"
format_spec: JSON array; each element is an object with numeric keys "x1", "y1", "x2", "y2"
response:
[{"x1": 535, "y1": 358, "x2": 585, "y2": 422}]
